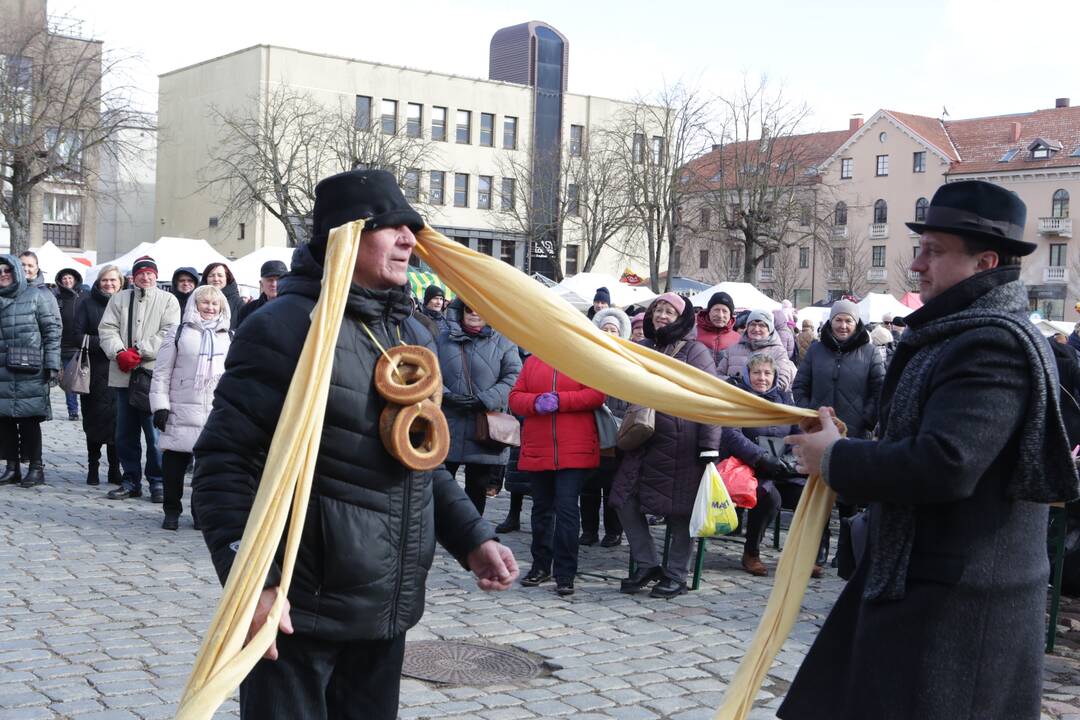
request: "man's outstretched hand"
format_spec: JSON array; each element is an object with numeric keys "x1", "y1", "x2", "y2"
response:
[
  {"x1": 247, "y1": 587, "x2": 294, "y2": 660},
  {"x1": 468, "y1": 540, "x2": 519, "y2": 591}
]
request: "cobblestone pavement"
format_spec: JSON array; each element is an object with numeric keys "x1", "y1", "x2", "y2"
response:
[{"x1": 1, "y1": 391, "x2": 1079, "y2": 719}]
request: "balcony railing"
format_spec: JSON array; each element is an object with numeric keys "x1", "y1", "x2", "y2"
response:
[
  {"x1": 831, "y1": 225, "x2": 848, "y2": 239},
  {"x1": 826, "y1": 268, "x2": 844, "y2": 284},
  {"x1": 908, "y1": 270, "x2": 921, "y2": 285},
  {"x1": 1039, "y1": 217, "x2": 1073, "y2": 237},
  {"x1": 42, "y1": 223, "x2": 81, "y2": 248},
  {"x1": 867, "y1": 268, "x2": 887, "y2": 282},
  {"x1": 758, "y1": 267, "x2": 775, "y2": 282},
  {"x1": 869, "y1": 223, "x2": 889, "y2": 240},
  {"x1": 1044, "y1": 266, "x2": 1069, "y2": 284}
]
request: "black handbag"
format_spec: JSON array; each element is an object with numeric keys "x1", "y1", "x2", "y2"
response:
[
  {"x1": 837, "y1": 509, "x2": 869, "y2": 581},
  {"x1": 5, "y1": 346, "x2": 41, "y2": 373},
  {"x1": 125, "y1": 294, "x2": 153, "y2": 413}
]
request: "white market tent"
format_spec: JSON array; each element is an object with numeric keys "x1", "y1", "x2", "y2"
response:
[
  {"x1": 87, "y1": 238, "x2": 229, "y2": 286},
  {"x1": 84, "y1": 241, "x2": 155, "y2": 285},
  {"x1": 689, "y1": 282, "x2": 781, "y2": 312},
  {"x1": 1036, "y1": 320, "x2": 1075, "y2": 338},
  {"x1": 554, "y1": 272, "x2": 658, "y2": 311},
  {"x1": 231, "y1": 246, "x2": 296, "y2": 298},
  {"x1": 795, "y1": 306, "x2": 832, "y2": 330},
  {"x1": 857, "y1": 293, "x2": 913, "y2": 324},
  {"x1": 28, "y1": 241, "x2": 93, "y2": 285}
]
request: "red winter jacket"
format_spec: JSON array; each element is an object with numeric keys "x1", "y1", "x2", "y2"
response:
[
  {"x1": 508, "y1": 355, "x2": 605, "y2": 471},
  {"x1": 695, "y1": 310, "x2": 740, "y2": 365}
]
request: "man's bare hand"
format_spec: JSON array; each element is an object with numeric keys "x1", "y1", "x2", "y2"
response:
[
  {"x1": 247, "y1": 587, "x2": 294, "y2": 660},
  {"x1": 785, "y1": 407, "x2": 842, "y2": 478},
  {"x1": 467, "y1": 540, "x2": 519, "y2": 591}
]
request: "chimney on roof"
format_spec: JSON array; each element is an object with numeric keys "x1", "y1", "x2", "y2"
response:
[
  {"x1": 849, "y1": 114, "x2": 864, "y2": 132},
  {"x1": 711, "y1": 144, "x2": 721, "y2": 152},
  {"x1": 1056, "y1": 97, "x2": 1071, "y2": 109},
  {"x1": 1009, "y1": 122, "x2": 1022, "y2": 142}
]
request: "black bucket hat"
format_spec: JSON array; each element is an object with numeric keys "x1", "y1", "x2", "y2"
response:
[
  {"x1": 309, "y1": 169, "x2": 425, "y2": 260},
  {"x1": 905, "y1": 180, "x2": 1035, "y2": 256}
]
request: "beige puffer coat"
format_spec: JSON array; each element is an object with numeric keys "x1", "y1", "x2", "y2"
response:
[{"x1": 149, "y1": 299, "x2": 232, "y2": 453}]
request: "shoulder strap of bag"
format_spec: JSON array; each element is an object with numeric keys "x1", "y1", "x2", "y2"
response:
[
  {"x1": 459, "y1": 343, "x2": 475, "y2": 395},
  {"x1": 125, "y1": 290, "x2": 134, "y2": 349},
  {"x1": 174, "y1": 323, "x2": 184, "y2": 350},
  {"x1": 666, "y1": 340, "x2": 687, "y2": 357}
]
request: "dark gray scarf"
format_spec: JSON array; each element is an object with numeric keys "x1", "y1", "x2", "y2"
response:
[{"x1": 866, "y1": 272, "x2": 1078, "y2": 601}]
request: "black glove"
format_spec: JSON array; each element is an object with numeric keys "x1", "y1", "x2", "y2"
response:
[
  {"x1": 464, "y1": 396, "x2": 487, "y2": 411},
  {"x1": 441, "y1": 393, "x2": 475, "y2": 409},
  {"x1": 153, "y1": 409, "x2": 170, "y2": 432},
  {"x1": 47, "y1": 369, "x2": 59, "y2": 387},
  {"x1": 754, "y1": 453, "x2": 790, "y2": 480}
]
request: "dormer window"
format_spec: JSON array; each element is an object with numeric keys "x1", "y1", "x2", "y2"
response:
[{"x1": 1028, "y1": 138, "x2": 1063, "y2": 160}]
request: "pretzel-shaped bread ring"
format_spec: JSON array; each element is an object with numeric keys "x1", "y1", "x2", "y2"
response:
[
  {"x1": 378, "y1": 399, "x2": 450, "y2": 471},
  {"x1": 374, "y1": 346, "x2": 443, "y2": 406}
]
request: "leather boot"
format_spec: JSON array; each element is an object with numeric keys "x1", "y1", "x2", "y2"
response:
[
  {"x1": 495, "y1": 514, "x2": 520, "y2": 533},
  {"x1": 106, "y1": 445, "x2": 122, "y2": 485},
  {"x1": 0, "y1": 462, "x2": 20, "y2": 486},
  {"x1": 86, "y1": 443, "x2": 101, "y2": 486},
  {"x1": 20, "y1": 464, "x2": 44, "y2": 488},
  {"x1": 741, "y1": 550, "x2": 768, "y2": 577}
]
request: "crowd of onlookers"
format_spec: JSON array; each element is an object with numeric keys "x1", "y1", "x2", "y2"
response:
[{"x1": 0, "y1": 246, "x2": 943, "y2": 596}]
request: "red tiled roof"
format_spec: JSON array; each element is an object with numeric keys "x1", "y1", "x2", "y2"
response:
[
  {"x1": 684, "y1": 128, "x2": 855, "y2": 190},
  {"x1": 943, "y1": 106, "x2": 1080, "y2": 174},
  {"x1": 883, "y1": 110, "x2": 959, "y2": 161}
]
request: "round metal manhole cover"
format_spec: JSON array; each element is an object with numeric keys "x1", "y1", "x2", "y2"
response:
[{"x1": 401, "y1": 640, "x2": 545, "y2": 685}]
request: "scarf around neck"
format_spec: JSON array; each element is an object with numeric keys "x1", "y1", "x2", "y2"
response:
[{"x1": 865, "y1": 270, "x2": 1078, "y2": 601}]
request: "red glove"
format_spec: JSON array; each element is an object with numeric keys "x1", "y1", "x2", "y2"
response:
[{"x1": 117, "y1": 348, "x2": 142, "y2": 373}]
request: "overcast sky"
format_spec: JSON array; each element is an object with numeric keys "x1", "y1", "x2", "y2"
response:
[{"x1": 52, "y1": 0, "x2": 1080, "y2": 133}]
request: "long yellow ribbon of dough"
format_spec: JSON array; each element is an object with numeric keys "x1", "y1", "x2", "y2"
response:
[{"x1": 177, "y1": 220, "x2": 835, "y2": 720}]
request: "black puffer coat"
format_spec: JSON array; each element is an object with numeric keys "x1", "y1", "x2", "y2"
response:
[
  {"x1": 53, "y1": 268, "x2": 84, "y2": 357},
  {"x1": 0, "y1": 256, "x2": 62, "y2": 419},
  {"x1": 792, "y1": 322, "x2": 884, "y2": 439},
  {"x1": 436, "y1": 321, "x2": 521, "y2": 465},
  {"x1": 192, "y1": 244, "x2": 494, "y2": 642},
  {"x1": 234, "y1": 293, "x2": 269, "y2": 328},
  {"x1": 73, "y1": 282, "x2": 118, "y2": 446}
]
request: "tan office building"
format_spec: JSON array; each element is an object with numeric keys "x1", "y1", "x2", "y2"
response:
[
  {"x1": 155, "y1": 23, "x2": 641, "y2": 277},
  {"x1": 680, "y1": 100, "x2": 1080, "y2": 319}
]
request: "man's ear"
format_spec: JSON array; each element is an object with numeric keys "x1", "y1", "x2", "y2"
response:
[{"x1": 976, "y1": 251, "x2": 1000, "y2": 271}]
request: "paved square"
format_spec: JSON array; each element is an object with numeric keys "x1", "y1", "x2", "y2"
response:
[{"x1": 1, "y1": 392, "x2": 1078, "y2": 719}]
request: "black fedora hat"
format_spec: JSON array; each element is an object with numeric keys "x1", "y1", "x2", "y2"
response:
[
  {"x1": 906, "y1": 180, "x2": 1035, "y2": 256},
  {"x1": 309, "y1": 169, "x2": 425, "y2": 260}
]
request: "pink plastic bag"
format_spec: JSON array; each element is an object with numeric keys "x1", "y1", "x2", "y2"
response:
[{"x1": 716, "y1": 456, "x2": 758, "y2": 509}]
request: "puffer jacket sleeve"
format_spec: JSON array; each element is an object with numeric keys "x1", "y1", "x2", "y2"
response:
[
  {"x1": 862, "y1": 344, "x2": 885, "y2": 433},
  {"x1": 137, "y1": 292, "x2": 180, "y2": 360},
  {"x1": 773, "y1": 348, "x2": 797, "y2": 392},
  {"x1": 792, "y1": 344, "x2": 814, "y2": 408},
  {"x1": 721, "y1": 426, "x2": 764, "y2": 464},
  {"x1": 476, "y1": 336, "x2": 522, "y2": 412},
  {"x1": 508, "y1": 357, "x2": 542, "y2": 417},
  {"x1": 685, "y1": 341, "x2": 723, "y2": 451},
  {"x1": 36, "y1": 291, "x2": 62, "y2": 371},
  {"x1": 557, "y1": 383, "x2": 605, "y2": 413},
  {"x1": 97, "y1": 291, "x2": 126, "y2": 359},
  {"x1": 192, "y1": 307, "x2": 301, "y2": 587},
  {"x1": 149, "y1": 325, "x2": 179, "y2": 413}
]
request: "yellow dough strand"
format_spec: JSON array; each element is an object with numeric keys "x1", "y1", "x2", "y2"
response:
[{"x1": 178, "y1": 221, "x2": 834, "y2": 720}]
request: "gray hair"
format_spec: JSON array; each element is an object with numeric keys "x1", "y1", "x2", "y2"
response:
[
  {"x1": 747, "y1": 353, "x2": 776, "y2": 373},
  {"x1": 96, "y1": 264, "x2": 124, "y2": 284}
]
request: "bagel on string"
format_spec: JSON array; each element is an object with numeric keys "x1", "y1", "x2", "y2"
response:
[
  {"x1": 379, "y1": 398, "x2": 450, "y2": 471},
  {"x1": 375, "y1": 346, "x2": 442, "y2": 405}
]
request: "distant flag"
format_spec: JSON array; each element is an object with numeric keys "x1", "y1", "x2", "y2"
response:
[{"x1": 620, "y1": 267, "x2": 644, "y2": 286}]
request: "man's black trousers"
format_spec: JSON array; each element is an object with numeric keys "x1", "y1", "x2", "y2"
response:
[{"x1": 239, "y1": 631, "x2": 406, "y2": 719}]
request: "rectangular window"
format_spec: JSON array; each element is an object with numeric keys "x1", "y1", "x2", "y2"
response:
[
  {"x1": 728, "y1": 248, "x2": 740, "y2": 270},
  {"x1": 1050, "y1": 243, "x2": 1067, "y2": 267},
  {"x1": 456, "y1": 110, "x2": 471, "y2": 144},
  {"x1": 875, "y1": 154, "x2": 889, "y2": 176},
  {"x1": 700, "y1": 208, "x2": 710, "y2": 230},
  {"x1": 832, "y1": 247, "x2": 847, "y2": 268},
  {"x1": 403, "y1": 168, "x2": 420, "y2": 202},
  {"x1": 42, "y1": 192, "x2": 81, "y2": 224},
  {"x1": 381, "y1": 99, "x2": 397, "y2": 135},
  {"x1": 794, "y1": 289, "x2": 812, "y2": 308},
  {"x1": 872, "y1": 245, "x2": 886, "y2": 267},
  {"x1": 431, "y1": 106, "x2": 447, "y2": 141},
  {"x1": 699, "y1": 249, "x2": 709, "y2": 269},
  {"x1": 565, "y1": 245, "x2": 579, "y2": 276},
  {"x1": 3, "y1": 54, "x2": 32, "y2": 91},
  {"x1": 570, "y1": 125, "x2": 584, "y2": 157},
  {"x1": 632, "y1": 133, "x2": 645, "y2": 164},
  {"x1": 651, "y1": 136, "x2": 664, "y2": 164},
  {"x1": 406, "y1": 103, "x2": 422, "y2": 138},
  {"x1": 429, "y1": 171, "x2": 445, "y2": 205},
  {"x1": 503, "y1": 116, "x2": 518, "y2": 149},
  {"x1": 45, "y1": 127, "x2": 83, "y2": 178},
  {"x1": 480, "y1": 112, "x2": 494, "y2": 147},
  {"x1": 500, "y1": 241, "x2": 516, "y2": 265},
  {"x1": 763, "y1": 253, "x2": 775, "y2": 269},
  {"x1": 800, "y1": 204, "x2": 811, "y2": 226},
  {"x1": 501, "y1": 177, "x2": 515, "y2": 211},
  {"x1": 478, "y1": 175, "x2": 492, "y2": 210},
  {"x1": 354, "y1": 95, "x2": 372, "y2": 130},
  {"x1": 239, "y1": 223, "x2": 245, "y2": 240},
  {"x1": 567, "y1": 183, "x2": 580, "y2": 216},
  {"x1": 913, "y1": 151, "x2": 926, "y2": 173},
  {"x1": 913, "y1": 245, "x2": 920, "y2": 260},
  {"x1": 840, "y1": 158, "x2": 853, "y2": 179},
  {"x1": 478, "y1": 238, "x2": 493, "y2": 256},
  {"x1": 799, "y1": 246, "x2": 810, "y2": 269},
  {"x1": 454, "y1": 173, "x2": 469, "y2": 207}
]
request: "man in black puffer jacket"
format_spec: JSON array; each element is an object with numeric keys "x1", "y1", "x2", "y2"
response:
[{"x1": 192, "y1": 170, "x2": 517, "y2": 720}]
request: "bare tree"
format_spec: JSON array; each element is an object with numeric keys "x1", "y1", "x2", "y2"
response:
[
  {"x1": 767, "y1": 245, "x2": 805, "y2": 303},
  {"x1": 493, "y1": 146, "x2": 571, "y2": 281},
  {"x1": 0, "y1": 12, "x2": 154, "y2": 254},
  {"x1": 685, "y1": 76, "x2": 831, "y2": 285},
  {"x1": 201, "y1": 85, "x2": 336, "y2": 247},
  {"x1": 565, "y1": 129, "x2": 636, "y2": 272},
  {"x1": 894, "y1": 253, "x2": 920, "y2": 293},
  {"x1": 615, "y1": 81, "x2": 714, "y2": 292},
  {"x1": 827, "y1": 231, "x2": 870, "y2": 297}
]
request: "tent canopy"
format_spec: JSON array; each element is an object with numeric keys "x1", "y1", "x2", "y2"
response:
[
  {"x1": 28, "y1": 241, "x2": 94, "y2": 285},
  {"x1": 409, "y1": 270, "x2": 455, "y2": 302},
  {"x1": 86, "y1": 238, "x2": 230, "y2": 287},
  {"x1": 554, "y1": 272, "x2": 657, "y2": 310},
  {"x1": 231, "y1": 246, "x2": 297, "y2": 296},
  {"x1": 1036, "y1": 320, "x2": 1074, "y2": 338},
  {"x1": 900, "y1": 292, "x2": 923, "y2": 309},
  {"x1": 689, "y1": 282, "x2": 781, "y2": 312},
  {"x1": 795, "y1": 306, "x2": 831, "y2": 329},
  {"x1": 857, "y1": 292, "x2": 912, "y2": 324}
]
